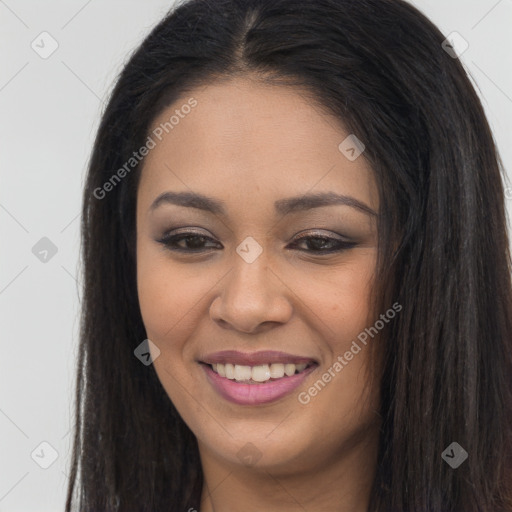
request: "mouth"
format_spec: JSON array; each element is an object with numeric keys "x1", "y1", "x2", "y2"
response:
[
  {"x1": 198, "y1": 351, "x2": 319, "y2": 405},
  {"x1": 201, "y1": 361, "x2": 317, "y2": 384}
]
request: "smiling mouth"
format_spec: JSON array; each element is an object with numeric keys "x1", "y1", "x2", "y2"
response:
[{"x1": 201, "y1": 361, "x2": 317, "y2": 384}]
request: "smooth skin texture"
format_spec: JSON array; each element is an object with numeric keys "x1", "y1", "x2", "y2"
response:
[{"x1": 136, "y1": 77, "x2": 381, "y2": 512}]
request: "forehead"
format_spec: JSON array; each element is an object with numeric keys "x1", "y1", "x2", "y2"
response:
[{"x1": 137, "y1": 78, "x2": 378, "y2": 215}]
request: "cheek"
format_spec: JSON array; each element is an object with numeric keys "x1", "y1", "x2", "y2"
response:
[
  {"x1": 136, "y1": 243, "x2": 197, "y2": 344},
  {"x1": 296, "y1": 253, "x2": 377, "y2": 348},
  {"x1": 328, "y1": 272, "x2": 375, "y2": 348},
  {"x1": 292, "y1": 253, "x2": 378, "y2": 406},
  {"x1": 136, "y1": 243, "x2": 226, "y2": 357},
  {"x1": 136, "y1": 248, "x2": 206, "y2": 408}
]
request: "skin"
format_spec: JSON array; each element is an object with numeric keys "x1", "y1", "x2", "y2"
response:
[{"x1": 136, "y1": 76, "x2": 381, "y2": 512}]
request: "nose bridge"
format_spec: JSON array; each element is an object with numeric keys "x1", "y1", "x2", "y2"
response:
[
  {"x1": 210, "y1": 240, "x2": 293, "y2": 333},
  {"x1": 227, "y1": 242, "x2": 273, "y2": 306},
  {"x1": 230, "y1": 233, "x2": 272, "y2": 289}
]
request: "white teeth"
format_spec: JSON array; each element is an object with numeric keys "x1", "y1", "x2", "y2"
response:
[
  {"x1": 269, "y1": 363, "x2": 285, "y2": 378},
  {"x1": 225, "y1": 363, "x2": 235, "y2": 379},
  {"x1": 234, "y1": 365, "x2": 252, "y2": 381},
  {"x1": 252, "y1": 364, "x2": 271, "y2": 382},
  {"x1": 210, "y1": 362, "x2": 310, "y2": 382},
  {"x1": 284, "y1": 363, "x2": 296, "y2": 376},
  {"x1": 217, "y1": 363, "x2": 226, "y2": 377}
]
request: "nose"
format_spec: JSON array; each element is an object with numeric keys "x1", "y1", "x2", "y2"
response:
[{"x1": 209, "y1": 252, "x2": 293, "y2": 335}]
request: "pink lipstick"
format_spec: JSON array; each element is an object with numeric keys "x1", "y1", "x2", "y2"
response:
[{"x1": 199, "y1": 350, "x2": 318, "y2": 405}]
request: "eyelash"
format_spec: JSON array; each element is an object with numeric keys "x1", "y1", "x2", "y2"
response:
[{"x1": 156, "y1": 230, "x2": 357, "y2": 255}]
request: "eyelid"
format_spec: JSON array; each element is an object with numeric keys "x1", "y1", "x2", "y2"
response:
[
  {"x1": 293, "y1": 228, "x2": 347, "y2": 240},
  {"x1": 156, "y1": 227, "x2": 221, "y2": 252},
  {"x1": 156, "y1": 227, "x2": 357, "y2": 255},
  {"x1": 159, "y1": 227, "x2": 350, "y2": 242},
  {"x1": 289, "y1": 230, "x2": 357, "y2": 253},
  {"x1": 162, "y1": 227, "x2": 211, "y2": 236},
  {"x1": 157, "y1": 227, "x2": 218, "y2": 241}
]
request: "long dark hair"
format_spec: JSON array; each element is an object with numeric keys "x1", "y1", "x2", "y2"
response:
[{"x1": 65, "y1": 0, "x2": 512, "y2": 510}]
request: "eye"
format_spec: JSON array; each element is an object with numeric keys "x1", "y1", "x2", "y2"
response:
[
  {"x1": 157, "y1": 229, "x2": 356, "y2": 254},
  {"x1": 288, "y1": 232, "x2": 357, "y2": 254},
  {"x1": 157, "y1": 229, "x2": 222, "y2": 252}
]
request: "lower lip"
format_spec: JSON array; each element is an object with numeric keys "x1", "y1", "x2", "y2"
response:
[{"x1": 201, "y1": 363, "x2": 318, "y2": 405}]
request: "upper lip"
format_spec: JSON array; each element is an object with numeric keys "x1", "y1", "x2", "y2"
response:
[{"x1": 200, "y1": 350, "x2": 318, "y2": 366}]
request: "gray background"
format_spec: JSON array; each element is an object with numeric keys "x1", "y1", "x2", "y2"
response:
[{"x1": 1, "y1": 1, "x2": 511, "y2": 510}]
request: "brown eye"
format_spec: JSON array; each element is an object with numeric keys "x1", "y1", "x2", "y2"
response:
[
  {"x1": 156, "y1": 230, "x2": 357, "y2": 255},
  {"x1": 289, "y1": 233, "x2": 357, "y2": 254},
  {"x1": 157, "y1": 231, "x2": 221, "y2": 252}
]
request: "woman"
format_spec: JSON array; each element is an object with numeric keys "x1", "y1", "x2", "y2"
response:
[{"x1": 65, "y1": 0, "x2": 512, "y2": 510}]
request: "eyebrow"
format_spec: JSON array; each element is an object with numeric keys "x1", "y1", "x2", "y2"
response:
[{"x1": 150, "y1": 191, "x2": 377, "y2": 217}]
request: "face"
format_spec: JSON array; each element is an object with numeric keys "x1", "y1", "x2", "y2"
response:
[{"x1": 136, "y1": 77, "x2": 381, "y2": 478}]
